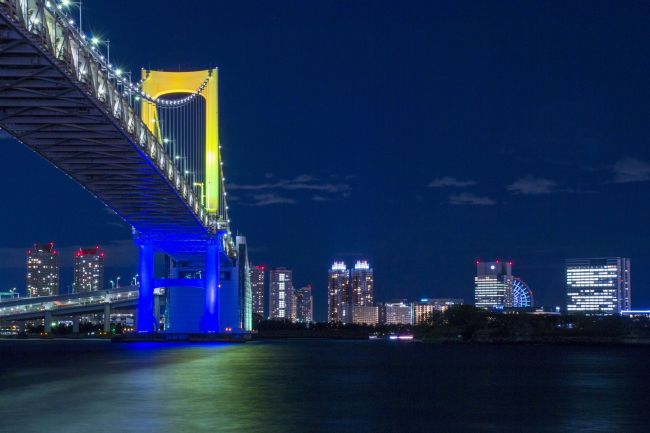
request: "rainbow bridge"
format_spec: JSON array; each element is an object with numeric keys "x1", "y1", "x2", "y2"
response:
[{"x1": 0, "y1": 0, "x2": 252, "y2": 333}]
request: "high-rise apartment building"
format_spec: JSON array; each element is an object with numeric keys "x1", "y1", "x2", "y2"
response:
[
  {"x1": 250, "y1": 265, "x2": 266, "y2": 318},
  {"x1": 269, "y1": 268, "x2": 294, "y2": 321},
  {"x1": 566, "y1": 257, "x2": 631, "y2": 315},
  {"x1": 328, "y1": 261, "x2": 350, "y2": 323},
  {"x1": 26, "y1": 242, "x2": 59, "y2": 297},
  {"x1": 351, "y1": 260, "x2": 374, "y2": 306},
  {"x1": 73, "y1": 246, "x2": 105, "y2": 293},
  {"x1": 474, "y1": 260, "x2": 512, "y2": 309},
  {"x1": 295, "y1": 285, "x2": 314, "y2": 323},
  {"x1": 413, "y1": 298, "x2": 464, "y2": 324}
]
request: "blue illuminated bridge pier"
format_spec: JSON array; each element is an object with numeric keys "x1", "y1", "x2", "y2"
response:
[{"x1": 0, "y1": 0, "x2": 252, "y2": 335}]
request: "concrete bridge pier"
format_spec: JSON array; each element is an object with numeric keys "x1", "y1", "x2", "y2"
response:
[
  {"x1": 72, "y1": 316, "x2": 80, "y2": 334},
  {"x1": 103, "y1": 304, "x2": 111, "y2": 334},
  {"x1": 44, "y1": 312, "x2": 52, "y2": 334},
  {"x1": 201, "y1": 234, "x2": 222, "y2": 332},
  {"x1": 136, "y1": 241, "x2": 156, "y2": 333}
]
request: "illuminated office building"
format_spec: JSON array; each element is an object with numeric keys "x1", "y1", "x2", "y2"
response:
[
  {"x1": 295, "y1": 285, "x2": 313, "y2": 323},
  {"x1": 351, "y1": 305, "x2": 379, "y2": 325},
  {"x1": 413, "y1": 298, "x2": 464, "y2": 324},
  {"x1": 566, "y1": 258, "x2": 631, "y2": 315},
  {"x1": 328, "y1": 261, "x2": 350, "y2": 323},
  {"x1": 270, "y1": 268, "x2": 294, "y2": 321},
  {"x1": 474, "y1": 260, "x2": 512, "y2": 309},
  {"x1": 250, "y1": 265, "x2": 265, "y2": 317},
  {"x1": 73, "y1": 246, "x2": 105, "y2": 293},
  {"x1": 351, "y1": 260, "x2": 374, "y2": 306},
  {"x1": 26, "y1": 242, "x2": 59, "y2": 297},
  {"x1": 382, "y1": 300, "x2": 413, "y2": 325}
]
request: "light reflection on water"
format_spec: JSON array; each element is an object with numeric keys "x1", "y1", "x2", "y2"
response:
[{"x1": 0, "y1": 340, "x2": 649, "y2": 433}]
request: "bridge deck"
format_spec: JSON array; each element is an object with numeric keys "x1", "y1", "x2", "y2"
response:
[{"x1": 0, "y1": 1, "x2": 213, "y2": 255}]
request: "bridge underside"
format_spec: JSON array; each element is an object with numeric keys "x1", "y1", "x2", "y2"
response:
[
  {"x1": 0, "y1": 3, "x2": 247, "y2": 334},
  {"x1": 0, "y1": 10, "x2": 210, "y2": 256}
]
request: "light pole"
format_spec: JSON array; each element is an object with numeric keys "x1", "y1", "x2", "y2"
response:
[
  {"x1": 116, "y1": 276, "x2": 121, "y2": 288},
  {"x1": 109, "y1": 280, "x2": 115, "y2": 289},
  {"x1": 60, "y1": 0, "x2": 83, "y2": 33},
  {"x1": 91, "y1": 36, "x2": 110, "y2": 75}
]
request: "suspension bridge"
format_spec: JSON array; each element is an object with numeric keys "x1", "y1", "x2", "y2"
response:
[{"x1": 0, "y1": 0, "x2": 252, "y2": 334}]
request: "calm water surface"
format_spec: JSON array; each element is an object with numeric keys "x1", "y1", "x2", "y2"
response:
[{"x1": 0, "y1": 339, "x2": 649, "y2": 432}]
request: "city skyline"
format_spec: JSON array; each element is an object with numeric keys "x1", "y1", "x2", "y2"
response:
[{"x1": 11, "y1": 244, "x2": 646, "y2": 321}]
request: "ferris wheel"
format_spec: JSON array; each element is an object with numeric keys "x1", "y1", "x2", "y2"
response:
[{"x1": 511, "y1": 278, "x2": 534, "y2": 308}]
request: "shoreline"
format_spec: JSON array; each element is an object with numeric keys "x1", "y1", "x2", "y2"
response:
[{"x1": 3, "y1": 333, "x2": 650, "y2": 347}]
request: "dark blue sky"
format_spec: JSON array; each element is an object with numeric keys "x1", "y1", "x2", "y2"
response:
[{"x1": 1, "y1": 1, "x2": 649, "y2": 321}]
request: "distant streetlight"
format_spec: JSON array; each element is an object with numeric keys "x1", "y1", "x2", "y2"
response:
[
  {"x1": 116, "y1": 276, "x2": 121, "y2": 288},
  {"x1": 109, "y1": 280, "x2": 115, "y2": 289}
]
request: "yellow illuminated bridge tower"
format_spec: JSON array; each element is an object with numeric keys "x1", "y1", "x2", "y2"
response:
[
  {"x1": 140, "y1": 69, "x2": 220, "y2": 214},
  {"x1": 136, "y1": 69, "x2": 247, "y2": 334}
]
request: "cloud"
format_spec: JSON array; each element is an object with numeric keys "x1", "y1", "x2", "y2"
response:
[
  {"x1": 228, "y1": 174, "x2": 351, "y2": 205},
  {"x1": 449, "y1": 193, "x2": 496, "y2": 206},
  {"x1": 428, "y1": 176, "x2": 477, "y2": 188},
  {"x1": 229, "y1": 174, "x2": 350, "y2": 193},
  {"x1": 612, "y1": 157, "x2": 650, "y2": 183},
  {"x1": 506, "y1": 176, "x2": 558, "y2": 195},
  {"x1": 245, "y1": 193, "x2": 296, "y2": 207}
]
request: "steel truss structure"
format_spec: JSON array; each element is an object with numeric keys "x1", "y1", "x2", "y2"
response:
[{"x1": 0, "y1": 0, "x2": 233, "y2": 256}]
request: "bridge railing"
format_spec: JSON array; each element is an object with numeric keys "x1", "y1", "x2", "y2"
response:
[{"x1": 0, "y1": 0, "x2": 215, "y2": 230}]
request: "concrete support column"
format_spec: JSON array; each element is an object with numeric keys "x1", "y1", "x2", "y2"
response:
[
  {"x1": 72, "y1": 316, "x2": 80, "y2": 334},
  {"x1": 44, "y1": 312, "x2": 52, "y2": 334},
  {"x1": 136, "y1": 241, "x2": 155, "y2": 332},
  {"x1": 154, "y1": 293, "x2": 161, "y2": 331},
  {"x1": 202, "y1": 235, "x2": 221, "y2": 332},
  {"x1": 103, "y1": 304, "x2": 111, "y2": 334}
]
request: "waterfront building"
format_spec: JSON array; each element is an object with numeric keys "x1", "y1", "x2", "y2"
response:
[
  {"x1": 236, "y1": 236, "x2": 253, "y2": 331},
  {"x1": 73, "y1": 246, "x2": 105, "y2": 293},
  {"x1": 270, "y1": 268, "x2": 294, "y2": 321},
  {"x1": 351, "y1": 260, "x2": 374, "y2": 306},
  {"x1": 383, "y1": 300, "x2": 413, "y2": 325},
  {"x1": 474, "y1": 260, "x2": 512, "y2": 309},
  {"x1": 351, "y1": 305, "x2": 379, "y2": 325},
  {"x1": 413, "y1": 298, "x2": 464, "y2": 324},
  {"x1": 250, "y1": 265, "x2": 266, "y2": 318},
  {"x1": 328, "y1": 261, "x2": 350, "y2": 323},
  {"x1": 295, "y1": 285, "x2": 314, "y2": 323},
  {"x1": 566, "y1": 257, "x2": 631, "y2": 315},
  {"x1": 26, "y1": 242, "x2": 59, "y2": 297}
]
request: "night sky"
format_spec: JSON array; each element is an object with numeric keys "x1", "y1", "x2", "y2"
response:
[{"x1": 1, "y1": 1, "x2": 649, "y2": 321}]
